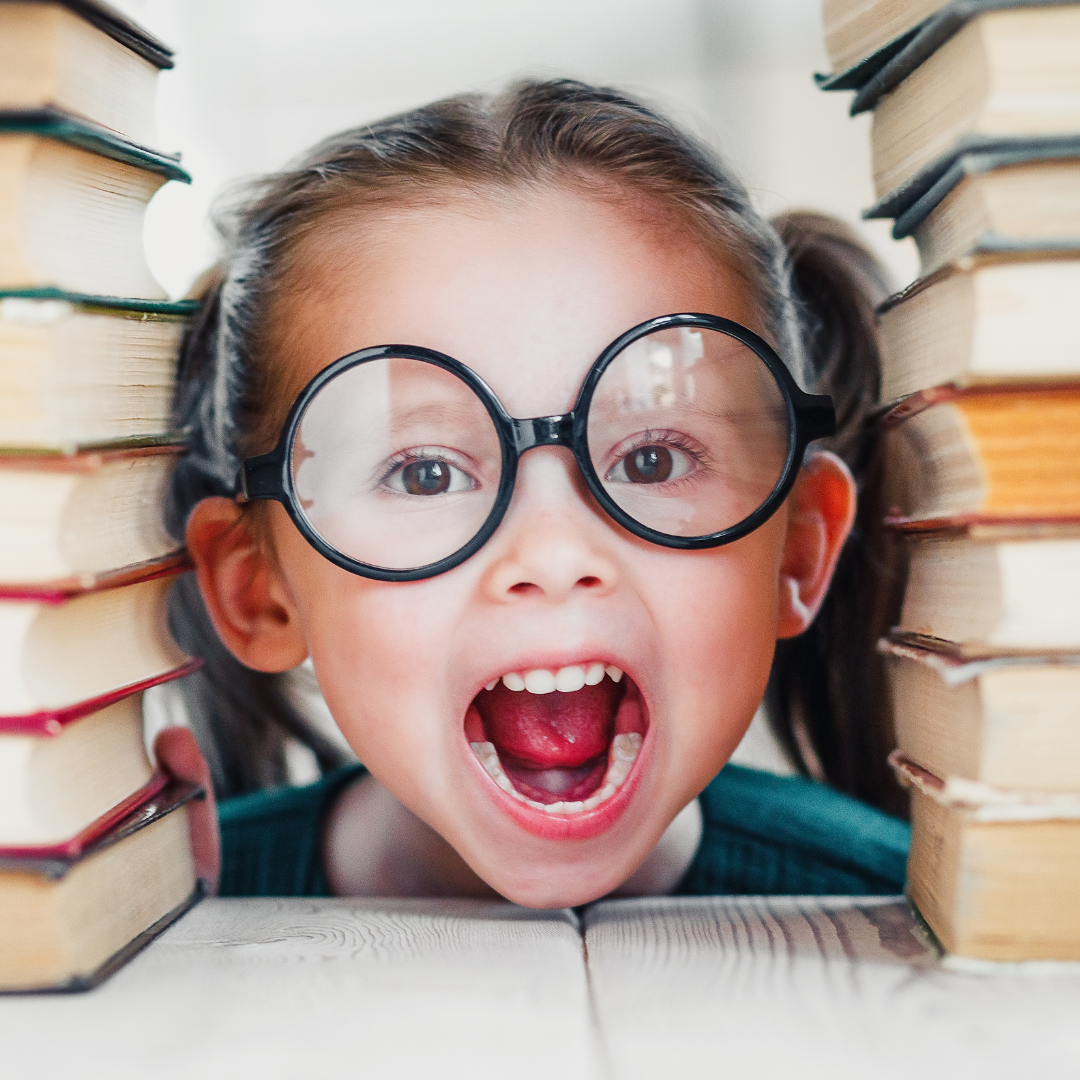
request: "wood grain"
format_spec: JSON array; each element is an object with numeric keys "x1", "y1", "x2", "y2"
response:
[
  {"x1": 4, "y1": 895, "x2": 1080, "y2": 1079},
  {"x1": 584, "y1": 895, "x2": 1080, "y2": 1080},
  {"x1": 0, "y1": 897, "x2": 595, "y2": 1080}
]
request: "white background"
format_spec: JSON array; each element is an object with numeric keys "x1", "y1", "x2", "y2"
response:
[{"x1": 113, "y1": 0, "x2": 918, "y2": 299}]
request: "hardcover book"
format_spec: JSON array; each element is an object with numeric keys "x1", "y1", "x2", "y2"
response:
[
  {"x1": 894, "y1": 752, "x2": 1080, "y2": 961},
  {"x1": 0, "y1": 566, "x2": 190, "y2": 717},
  {"x1": 0, "y1": 447, "x2": 183, "y2": 585},
  {"x1": 0, "y1": 654, "x2": 198, "y2": 849},
  {"x1": 0, "y1": 779, "x2": 202, "y2": 992},
  {"x1": 0, "y1": 125, "x2": 188, "y2": 299},
  {"x1": 882, "y1": 386, "x2": 1080, "y2": 526},
  {"x1": 877, "y1": 256, "x2": 1080, "y2": 403},
  {"x1": 0, "y1": 0, "x2": 173, "y2": 146},
  {"x1": 882, "y1": 637, "x2": 1080, "y2": 791},
  {"x1": 0, "y1": 294, "x2": 189, "y2": 449},
  {"x1": 888, "y1": 146, "x2": 1080, "y2": 270},
  {"x1": 898, "y1": 527, "x2": 1080, "y2": 653},
  {"x1": 867, "y1": 7, "x2": 1080, "y2": 208}
]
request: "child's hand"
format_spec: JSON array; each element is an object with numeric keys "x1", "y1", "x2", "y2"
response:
[{"x1": 153, "y1": 727, "x2": 221, "y2": 895}]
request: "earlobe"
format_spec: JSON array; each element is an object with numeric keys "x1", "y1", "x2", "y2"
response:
[
  {"x1": 776, "y1": 452, "x2": 857, "y2": 639},
  {"x1": 185, "y1": 497, "x2": 308, "y2": 672}
]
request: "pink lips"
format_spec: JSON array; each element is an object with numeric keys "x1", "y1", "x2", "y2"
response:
[{"x1": 464, "y1": 674, "x2": 649, "y2": 839}]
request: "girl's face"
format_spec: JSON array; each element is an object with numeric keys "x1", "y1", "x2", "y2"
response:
[{"x1": 236, "y1": 187, "x2": 835, "y2": 906}]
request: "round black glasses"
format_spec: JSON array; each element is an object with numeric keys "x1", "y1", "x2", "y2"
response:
[{"x1": 239, "y1": 313, "x2": 835, "y2": 581}]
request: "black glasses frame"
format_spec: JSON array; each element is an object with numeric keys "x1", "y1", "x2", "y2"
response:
[{"x1": 239, "y1": 313, "x2": 835, "y2": 581}]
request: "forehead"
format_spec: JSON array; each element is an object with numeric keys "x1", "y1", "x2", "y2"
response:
[{"x1": 282, "y1": 186, "x2": 759, "y2": 416}]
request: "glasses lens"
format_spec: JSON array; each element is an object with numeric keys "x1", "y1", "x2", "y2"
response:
[
  {"x1": 586, "y1": 325, "x2": 791, "y2": 539},
  {"x1": 290, "y1": 356, "x2": 503, "y2": 571}
]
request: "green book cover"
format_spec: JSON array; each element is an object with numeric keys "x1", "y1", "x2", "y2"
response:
[
  {"x1": 0, "y1": 108, "x2": 190, "y2": 183},
  {"x1": 0, "y1": 287, "x2": 198, "y2": 317}
]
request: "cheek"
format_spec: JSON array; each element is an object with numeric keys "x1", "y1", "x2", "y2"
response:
[
  {"x1": 641, "y1": 525, "x2": 784, "y2": 775},
  {"x1": 272, "y1": 514, "x2": 465, "y2": 774},
  {"x1": 304, "y1": 580, "x2": 457, "y2": 756}
]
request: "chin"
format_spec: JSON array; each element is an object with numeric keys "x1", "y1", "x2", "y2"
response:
[{"x1": 489, "y1": 866, "x2": 627, "y2": 910}]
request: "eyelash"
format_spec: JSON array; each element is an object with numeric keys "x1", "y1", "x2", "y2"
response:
[
  {"x1": 376, "y1": 447, "x2": 478, "y2": 492},
  {"x1": 608, "y1": 430, "x2": 709, "y2": 476}
]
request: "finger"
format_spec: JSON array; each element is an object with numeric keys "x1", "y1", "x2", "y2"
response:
[{"x1": 153, "y1": 727, "x2": 222, "y2": 896}]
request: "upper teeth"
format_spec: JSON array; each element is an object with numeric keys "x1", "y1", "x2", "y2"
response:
[{"x1": 493, "y1": 663, "x2": 622, "y2": 694}]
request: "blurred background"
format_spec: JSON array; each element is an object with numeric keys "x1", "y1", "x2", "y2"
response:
[{"x1": 112, "y1": 0, "x2": 918, "y2": 300}]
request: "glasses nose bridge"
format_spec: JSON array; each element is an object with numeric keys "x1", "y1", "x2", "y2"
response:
[{"x1": 510, "y1": 413, "x2": 578, "y2": 456}]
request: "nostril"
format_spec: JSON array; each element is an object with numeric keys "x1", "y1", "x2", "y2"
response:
[
  {"x1": 578, "y1": 576, "x2": 602, "y2": 589},
  {"x1": 509, "y1": 582, "x2": 542, "y2": 596}
]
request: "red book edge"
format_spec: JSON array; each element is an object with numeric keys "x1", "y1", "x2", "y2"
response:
[
  {"x1": 875, "y1": 251, "x2": 1080, "y2": 318},
  {"x1": 0, "y1": 778, "x2": 203, "y2": 879},
  {"x1": 0, "y1": 443, "x2": 185, "y2": 473},
  {"x1": 883, "y1": 514, "x2": 1080, "y2": 535},
  {"x1": 0, "y1": 550, "x2": 191, "y2": 603},
  {"x1": 0, "y1": 771, "x2": 170, "y2": 861},
  {"x1": 0, "y1": 656, "x2": 203, "y2": 736},
  {"x1": 879, "y1": 381, "x2": 1080, "y2": 427}
]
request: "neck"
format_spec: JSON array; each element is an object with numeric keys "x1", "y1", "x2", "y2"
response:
[{"x1": 322, "y1": 773, "x2": 703, "y2": 902}]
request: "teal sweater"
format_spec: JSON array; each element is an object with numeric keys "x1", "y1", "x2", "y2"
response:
[{"x1": 217, "y1": 764, "x2": 910, "y2": 898}]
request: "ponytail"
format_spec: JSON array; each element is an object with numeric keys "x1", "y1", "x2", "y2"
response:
[
  {"x1": 163, "y1": 270, "x2": 350, "y2": 798},
  {"x1": 766, "y1": 211, "x2": 909, "y2": 818}
]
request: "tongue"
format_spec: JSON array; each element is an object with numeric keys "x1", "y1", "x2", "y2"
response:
[{"x1": 475, "y1": 680, "x2": 620, "y2": 769}]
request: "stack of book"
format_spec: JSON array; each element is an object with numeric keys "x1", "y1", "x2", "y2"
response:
[
  {"x1": 0, "y1": 0, "x2": 202, "y2": 992},
  {"x1": 820, "y1": 0, "x2": 1080, "y2": 962}
]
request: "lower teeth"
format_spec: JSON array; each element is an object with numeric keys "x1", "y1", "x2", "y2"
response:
[{"x1": 470, "y1": 732, "x2": 643, "y2": 815}]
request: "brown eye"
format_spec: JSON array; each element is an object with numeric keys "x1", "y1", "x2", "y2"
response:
[
  {"x1": 401, "y1": 460, "x2": 451, "y2": 495},
  {"x1": 623, "y1": 445, "x2": 673, "y2": 484}
]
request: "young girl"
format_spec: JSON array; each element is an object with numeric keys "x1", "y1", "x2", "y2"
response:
[{"x1": 156, "y1": 79, "x2": 910, "y2": 906}]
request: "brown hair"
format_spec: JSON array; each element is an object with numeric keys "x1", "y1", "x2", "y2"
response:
[
  {"x1": 165, "y1": 79, "x2": 904, "y2": 813},
  {"x1": 766, "y1": 212, "x2": 906, "y2": 818}
]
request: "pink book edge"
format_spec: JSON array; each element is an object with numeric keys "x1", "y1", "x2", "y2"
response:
[
  {"x1": 0, "y1": 771, "x2": 170, "y2": 860},
  {"x1": 0, "y1": 551, "x2": 191, "y2": 604},
  {"x1": 0, "y1": 657, "x2": 203, "y2": 736}
]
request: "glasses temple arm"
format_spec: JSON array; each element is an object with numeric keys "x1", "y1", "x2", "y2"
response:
[
  {"x1": 796, "y1": 394, "x2": 837, "y2": 443},
  {"x1": 236, "y1": 450, "x2": 285, "y2": 503}
]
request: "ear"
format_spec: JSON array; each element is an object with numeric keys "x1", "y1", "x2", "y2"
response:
[
  {"x1": 185, "y1": 497, "x2": 308, "y2": 672},
  {"x1": 776, "y1": 451, "x2": 857, "y2": 639}
]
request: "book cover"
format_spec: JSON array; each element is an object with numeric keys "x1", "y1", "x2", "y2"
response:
[
  {"x1": 845, "y1": 0, "x2": 1076, "y2": 114},
  {"x1": 0, "y1": 656, "x2": 201, "y2": 736},
  {"x1": 0, "y1": 771, "x2": 169, "y2": 862},
  {"x1": 815, "y1": 23, "x2": 924, "y2": 93},
  {"x1": 880, "y1": 631, "x2": 1080, "y2": 680},
  {"x1": 865, "y1": 135, "x2": 1080, "y2": 225},
  {"x1": 0, "y1": 549, "x2": 191, "y2": 602},
  {"x1": 0, "y1": 776, "x2": 201, "y2": 878},
  {"x1": 0, "y1": 288, "x2": 197, "y2": 316},
  {"x1": 890, "y1": 143, "x2": 1080, "y2": 241},
  {"x1": 0, "y1": 107, "x2": 189, "y2": 182},
  {"x1": 0, "y1": 287, "x2": 197, "y2": 315},
  {"x1": 891, "y1": 751, "x2": 1080, "y2": 822}
]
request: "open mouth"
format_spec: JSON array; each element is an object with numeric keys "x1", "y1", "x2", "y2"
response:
[{"x1": 465, "y1": 662, "x2": 647, "y2": 816}]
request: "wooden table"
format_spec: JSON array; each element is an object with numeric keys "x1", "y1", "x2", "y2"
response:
[{"x1": 3, "y1": 895, "x2": 1079, "y2": 1079}]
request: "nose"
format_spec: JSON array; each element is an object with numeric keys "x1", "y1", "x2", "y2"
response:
[{"x1": 481, "y1": 449, "x2": 619, "y2": 604}]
